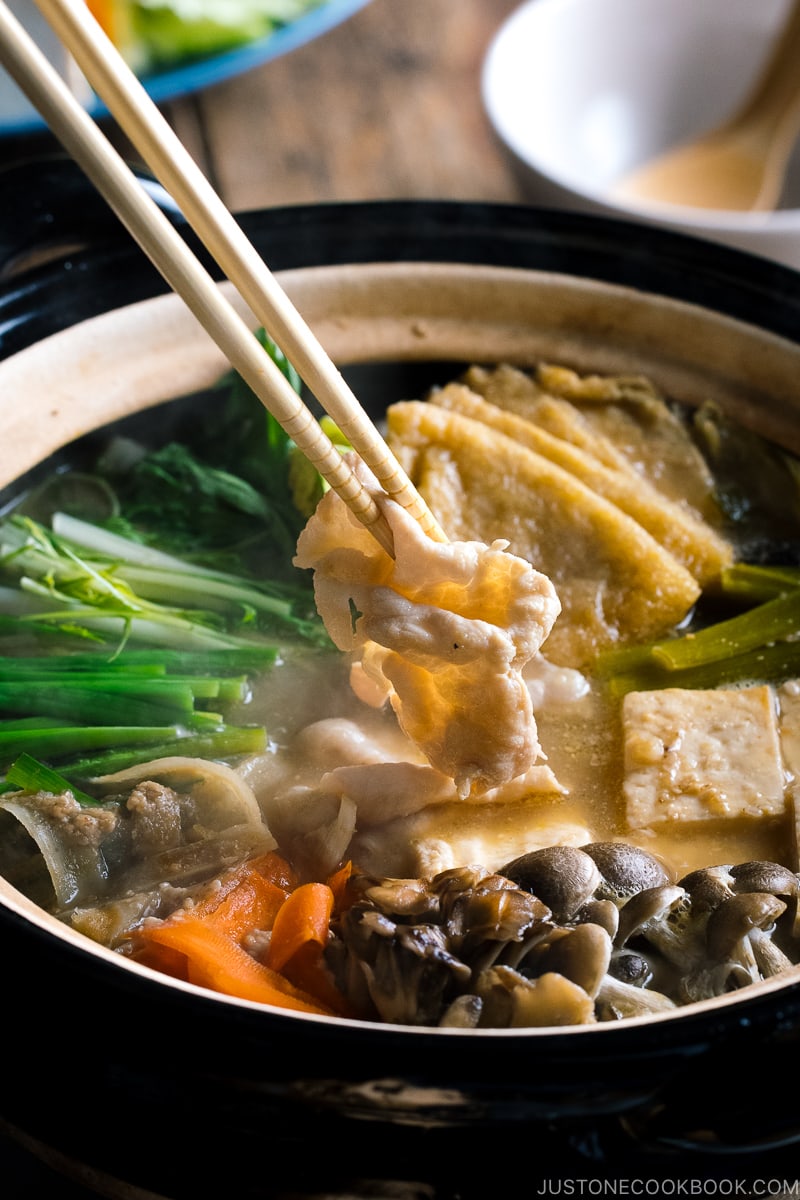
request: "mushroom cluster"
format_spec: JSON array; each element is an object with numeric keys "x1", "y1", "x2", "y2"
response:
[{"x1": 325, "y1": 844, "x2": 800, "y2": 1027}]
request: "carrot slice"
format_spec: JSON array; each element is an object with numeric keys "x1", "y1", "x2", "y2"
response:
[
  {"x1": 133, "y1": 939, "x2": 190, "y2": 982},
  {"x1": 326, "y1": 861, "x2": 354, "y2": 910},
  {"x1": 251, "y1": 851, "x2": 299, "y2": 893},
  {"x1": 267, "y1": 883, "x2": 334, "y2": 973},
  {"x1": 204, "y1": 872, "x2": 288, "y2": 942},
  {"x1": 138, "y1": 917, "x2": 336, "y2": 1015},
  {"x1": 184, "y1": 852, "x2": 294, "y2": 929},
  {"x1": 85, "y1": 1, "x2": 115, "y2": 36},
  {"x1": 131, "y1": 856, "x2": 353, "y2": 1016},
  {"x1": 266, "y1": 882, "x2": 353, "y2": 1015}
]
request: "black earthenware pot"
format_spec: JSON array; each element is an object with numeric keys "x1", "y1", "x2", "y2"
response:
[{"x1": 1, "y1": 158, "x2": 800, "y2": 1199}]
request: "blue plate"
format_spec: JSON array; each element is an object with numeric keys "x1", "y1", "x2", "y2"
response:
[{"x1": 0, "y1": 0, "x2": 372, "y2": 137}]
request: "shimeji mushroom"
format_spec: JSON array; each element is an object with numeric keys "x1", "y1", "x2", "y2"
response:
[
  {"x1": 674, "y1": 861, "x2": 800, "y2": 1001},
  {"x1": 573, "y1": 898, "x2": 620, "y2": 940},
  {"x1": 730, "y1": 861, "x2": 800, "y2": 938},
  {"x1": 595, "y1": 974, "x2": 677, "y2": 1020},
  {"x1": 678, "y1": 865, "x2": 736, "y2": 915},
  {"x1": 614, "y1": 884, "x2": 708, "y2": 976},
  {"x1": 581, "y1": 842, "x2": 672, "y2": 906},
  {"x1": 705, "y1": 892, "x2": 792, "y2": 984},
  {"x1": 500, "y1": 845, "x2": 602, "y2": 923},
  {"x1": 607, "y1": 949, "x2": 653, "y2": 988}
]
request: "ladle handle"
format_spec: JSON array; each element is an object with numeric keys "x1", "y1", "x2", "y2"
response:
[{"x1": 736, "y1": 0, "x2": 800, "y2": 137}]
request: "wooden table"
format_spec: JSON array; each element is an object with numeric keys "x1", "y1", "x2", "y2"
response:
[{"x1": 0, "y1": 0, "x2": 531, "y2": 213}]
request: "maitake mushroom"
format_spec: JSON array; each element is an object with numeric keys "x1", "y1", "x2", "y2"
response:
[{"x1": 323, "y1": 848, "x2": 800, "y2": 1028}]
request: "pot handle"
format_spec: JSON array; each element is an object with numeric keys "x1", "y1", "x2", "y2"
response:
[{"x1": 0, "y1": 154, "x2": 185, "y2": 279}]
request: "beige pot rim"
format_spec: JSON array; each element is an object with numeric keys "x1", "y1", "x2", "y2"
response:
[{"x1": 2, "y1": 257, "x2": 800, "y2": 1037}]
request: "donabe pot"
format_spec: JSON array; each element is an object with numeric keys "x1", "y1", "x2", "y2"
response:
[{"x1": 1, "y1": 160, "x2": 800, "y2": 1198}]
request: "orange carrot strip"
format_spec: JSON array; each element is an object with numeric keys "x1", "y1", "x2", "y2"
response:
[
  {"x1": 184, "y1": 851, "x2": 294, "y2": 927},
  {"x1": 85, "y1": 1, "x2": 115, "y2": 36},
  {"x1": 267, "y1": 882, "x2": 334, "y2": 973},
  {"x1": 139, "y1": 917, "x2": 336, "y2": 1014},
  {"x1": 204, "y1": 872, "x2": 288, "y2": 942},
  {"x1": 278, "y1": 942, "x2": 353, "y2": 1017},
  {"x1": 252, "y1": 851, "x2": 299, "y2": 893},
  {"x1": 132, "y1": 939, "x2": 190, "y2": 981},
  {"x1": 266, "y1": 882, "x2": 352, "y2": 1015},
  {"x1": 326, "y1": 861, "x2": 354, "y2": 910}
]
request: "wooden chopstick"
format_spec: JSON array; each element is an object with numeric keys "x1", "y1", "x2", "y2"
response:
[{"x1": 0, "y1": 0, "x2": 447, "y2": 555}]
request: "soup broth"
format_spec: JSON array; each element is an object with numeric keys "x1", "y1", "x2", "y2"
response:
[{"x1": 1, "y1": 355, "x2": 799, "y2": 1028}]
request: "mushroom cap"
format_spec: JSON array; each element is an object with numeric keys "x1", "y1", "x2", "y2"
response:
[
  {"x1": 730, "y1": 861, "x2": 800, "y2": 900},
  {"x1": 575, "y1": 898, "x2": 620, "y2": 939},
  {"x1": 615, "y1": 884, "x2": 687, "y2": 949},
  {"x1": 678, "y1": 864, "x2": 734, "y2": 914},
  {"x1": 609, "y1": 950, "x2": 653, "y2": 988},
  {"x1": 524, "y1": 922, "x2": 612, "y2": 998},
  {"x1": 582, "y1": 841, "x2": 671, "y2": 904},
  {"x1": 500, "y1": 845, "x2": 601, "y2": 921},
  {"x1": 705, "y1": 892, "x2": 787, "y2": 960},
  {"x1": 476, "y1": 966, "x2": 596, "y2": 1028}
]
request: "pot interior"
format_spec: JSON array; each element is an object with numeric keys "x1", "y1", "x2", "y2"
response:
[{"x1": 2, "y1": 258, "x2": 800, "y2": 1039}]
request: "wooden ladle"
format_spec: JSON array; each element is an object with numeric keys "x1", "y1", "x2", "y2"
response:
[{"x1": 615, "y1": 0, "x2": 800, "y2": 211}]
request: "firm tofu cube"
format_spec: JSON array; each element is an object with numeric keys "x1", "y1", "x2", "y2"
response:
[
  {"x1": 777, "y1": 682, "x2": 800, "y2": 872},
  {"x1": 777, "y1": 681, "x2": 800, "y2": 777},
  {"x1": 622, "y1": 685, "x2": 785, "y2": 828}
]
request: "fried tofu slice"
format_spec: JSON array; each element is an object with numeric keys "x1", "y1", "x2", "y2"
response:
[
  {"x1": 431, "y1": 382, "x2": 732, "y2": 587},
  {"x1": 622, "y1": 685, "x2": 785, "y2": 828},
  {"x1": 386, "y1": 399, "x2": 700, "y2": 666},
  {"x1": 462, "y1": 363, "x2": 720, "y2": 521}
]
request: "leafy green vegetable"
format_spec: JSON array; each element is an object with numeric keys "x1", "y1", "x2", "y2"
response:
[
  {"x1": 4, "y1": 753, "x2": 97, "y2": 807},
  {"x1": 56, "y1": 724, "x2": 267, "y2": 783},
  {"x1": 130, "y1": 0, "x2": 323, "y2": 70},
  {"x1": 595, "y1": 565, "x2": 800, "y2": 694},
  {"x1": 103, "y1": 441, "x2": 301, "y2": 572},
  {"x1": 0, "y1": 327, "x2": 330, "y2": 789},
  {"x1": 0, "y1": 511, "x2": 327, "y2": 649},
  {"x1": 93, "y1": 329, "x2": 330, "y2": 581},
  {"x1": 0, "y1": 647, "x2": 279, "y2": 673},
  {"x1": 0, "y1": 725, "x2": 184, "y2": 766}
]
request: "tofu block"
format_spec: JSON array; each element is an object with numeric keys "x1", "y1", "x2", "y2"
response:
[
  {"x1": 778, "y1": 680, "x2": 800, "y2": 777},
  {"x1": 623, "y1": 685, "x2": 785, "y2": 827},
  {"x1": 778, "y1": 682, "x2": 800, "y2": 874}
]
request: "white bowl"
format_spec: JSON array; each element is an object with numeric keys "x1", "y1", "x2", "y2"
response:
[{"x1": 482, "y1": 0, "x2": 800, "y2": 269}]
